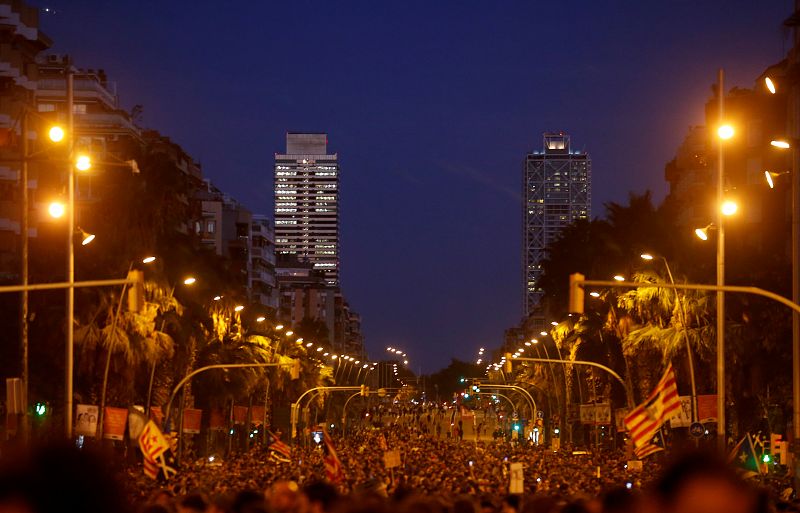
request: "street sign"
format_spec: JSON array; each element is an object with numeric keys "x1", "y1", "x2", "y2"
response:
[{"x1": 689, "y1": 422, "x2": 704, "y2": 438}]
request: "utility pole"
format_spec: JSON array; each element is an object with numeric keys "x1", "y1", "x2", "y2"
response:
[
  {"x1": 20, "y1": 110, "x2": 28, "y2": 442},
  {"x1": 716, "y1": 68, "x2": 727, "y2": 453},
  {"x1": 65, "y1": 62, "x2": 75, "y2": 438}
]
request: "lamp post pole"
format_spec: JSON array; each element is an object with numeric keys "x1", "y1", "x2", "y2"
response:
[
  {"x1": 790, "y1": 8, "x2": 800, "y2": 486},
  {"x1": 65, "y1": 66, "x2": 75, "y2": 438},
  {"x1": 716, "y1": 68, "x2": 727, "y2": 452}
]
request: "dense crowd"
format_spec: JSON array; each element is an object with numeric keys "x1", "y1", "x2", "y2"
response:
[{"x1": 1, "y1": 405, "x2": 799, "y2": 513}]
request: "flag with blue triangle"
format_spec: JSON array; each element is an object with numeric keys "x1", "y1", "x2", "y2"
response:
[
  {"x1": 634, "y1": 429, "x2": 665, "y2": 459},
  {"x1": 728, "y1": 433, "x2": 766, "y2": 479}
]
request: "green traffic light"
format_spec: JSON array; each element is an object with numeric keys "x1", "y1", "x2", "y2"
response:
[
  {"x1": 763, "y1": 454, "x2": 771, "y2": 464},
  {"x1": 34, "y1": 402, "x2": 46, "y2": 416}
]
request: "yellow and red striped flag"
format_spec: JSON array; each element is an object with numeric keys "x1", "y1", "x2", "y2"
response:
[
  {"x1": 322, "y1": 426, "x2": 344, "y2": 483},
  {"x1": 624, "y1": 364, "x2": 681, "y2": 448}
]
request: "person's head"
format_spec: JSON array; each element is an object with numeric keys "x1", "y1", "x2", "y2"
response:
[
  {"x1": 303, "y1": 481, "x2": 339, "y2": 513},
  {"x1": 501, "y1": 495, "x2": 520, "y2": 513},
  {"x1": 177, "y1": 494, "x2": 207, "y2": 513},
  {"x1": 652, "y1": 451, "x2": 758, "y2": 513}
]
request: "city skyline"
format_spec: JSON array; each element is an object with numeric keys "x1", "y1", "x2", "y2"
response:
[{"x1": 39, "y1": 0, "x2": 792, "y2": 371}]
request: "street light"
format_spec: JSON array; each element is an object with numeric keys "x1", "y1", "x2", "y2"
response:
[
  {"x1": 256, "y1": 316, "x2": 265, "y2": 322},
  {"x1": 765, "y1": 170, "x2": 789, "y2": 189},
  {"x1": 142, "y1": 256, "x2": 156, "y2": 264},
  {"x1": 76, "y1": 228, "x2": 95, "y2": 246},
  {"x1": 48, "y1": 126, "x2": 65, "y2": 143},
  {"x1": 48, "y1": 201, "x2": 65, "y2": 219},
  {"x1": 183, "y1": 277, "x2": 196, "y2": 285},
  {"x1": 771, "y1": 139, "x2": 791, "y2": 149},
  {"x1": 717, "y1": 124, "x2": 735, "y2": 140},
  {"x1": 75, "y1": 154, "x2": 91, "y2": 172},
  {"x1": 234, "y1": 305, "x2": 244, "y2": 312},
  {"x1": 721, "y1": 200, "x2": 738, "y2": 216},
  {"x1": 765, "y1": 76, "x2": 777, "y2": 94},
  {"x1": 613, "y1": 275, "x2": 625, "y2": 282},
  {"x1": 695, "y1": 225, "x2": 714, "y2": 241}
]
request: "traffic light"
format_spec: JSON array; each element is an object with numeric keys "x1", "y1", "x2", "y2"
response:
[
  {"x1": 770, "y1": 433, "x2": 787, "y2": 464},
  {"x1": 569, "y1": 273, "x2": 585, "y2": 314},
  {"x1": 290, "y1": 359, "x2": 300, "y2": 380},
  {"x1": 472, "y1": 379, "x2": 481, "y2": 392},
  {"x1": 504, "y1": 353, "x2": 512, "y2": 373},
  {"x1": 33, "y1": 402, "x2": 47, "y2": 417},
  {"x1": 127, "y1": 269, "x2": 145, "y2": 313},
  {"x1": 360, "y1": 384, "x2": 369, "y2": 397}
]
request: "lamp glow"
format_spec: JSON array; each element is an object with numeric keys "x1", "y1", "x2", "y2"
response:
[
  {"x1": 75, "y1": 154, "x2": 91, "y2": 171},
  {"x1": 183, "y1": 277, "x2": 196, "y2": 285},
  {"x1": 721, "y1": 200, "x2": 738, "y2": 216},
  {"x1": 695, "y1": 228, "x2": 709, "y2": 241},
  {"x1": 765, "y1": 77, "x2": 776, "y2": 94},
  {"x1": 234, "y1": 305, "x2": 244, "y2": 312},
  {"x1": 717, "y1": 125, "x2": 734, "y2": 140},
  {"x1": 771, "y1": 140, "x2": 791, "y2": 149},
  {"x1": 48, "y1": 126, "x2": 65, "y2": 143},
  {"x1": 640, "y1": 253, "x2": 654, "y2": 261},
  {"x1": 142, "y1": 256, "x2": 156, "y2": 264}
]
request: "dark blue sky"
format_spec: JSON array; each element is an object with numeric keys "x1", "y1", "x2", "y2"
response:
[{"x1": 42, "y1": 0, "x2": 792, "y2": 372}]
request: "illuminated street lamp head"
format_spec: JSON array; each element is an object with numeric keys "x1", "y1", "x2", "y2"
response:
[
  {"x1": 539, "y1": 331, "x2": 547, "y2": 336},
  {"x1": 765, "y1": 77, "x2": 777, "y2": 94},
  {"x1": 524, "y1": 341, "x2": 531, "y2": 346},
  {"x1": 234, "y1": 305, "x2": 244, "y2": 312},
  {"x1": 256, "y1": 316, "x2": 265, "y2": 322},
  {"x1": 286, "y1": 330, "x2": 294, "y2": 336},
  {"x1": 550, "y1": 321, "x2": 558, "y2": 326},
  {"x1": 213, "y1": 295, "x2": 222, "y2": 301},
  {"x1": 403, "y1": 360, "x2": 408, "y2": 364},
  {"x1": 316, "y1": 347, "x2": 323, "y2": 352},
  {"x1": 48, "y1": 201, "x2": 65, "y2": 219},
  {"x1": 75, "y1": 154, "x2": 91, "y2": 171},
  {"x1": 694, "y1": 223, "x2": 715, "y2": 241},
  {"x1": 613, "y1": 275, "x2": 625, "y2": 282},
  {"x1": 589, "y1": 291, "x2": 601, "y2": 298},
  {"x1": 771, "y1": 140, "x2": 791, "y2": 149},
  {"x1": 640, "y1": 253, "x2": 654, "y2": 261},
  {"x1": 721, "y1": 200, "x2": 738, "y2": 216},
  {"x1": 79, "y1": 230, "x2": 95, "y2": 246},
  {"x1": 142, "y1": 256, "x2": 156, "y2": 264},
  {"x1": 183, "y1": 277, "x2": 196, "y2": 285},
  {"x1": 48, "y1": 126, "x2": 65, "y2": 143},
  {"x1": 717, "y1": 125, "x2": 734, "y2": 140},
  {"x1": 764, "y1": 170, "x2": 788, "y2": 189}
]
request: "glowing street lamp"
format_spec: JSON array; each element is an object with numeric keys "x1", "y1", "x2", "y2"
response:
[
  {"x1": 183, "y1": 277, "x2": 196, "y2": 285},
  {"x1": 48, "y1": 201, "x2": 65, "y2": 218},
  {"x1": 234, "y1": 305, "x2": 244, "y2": 312},
  {"x1": 48, "y1": 126, "x2": 65, "y2": 143},
  {"x1": 721, "y1": 200, "x2": 738, "y2": 216},
  {"x1": 75, "y1": 154, "x2": 91, "y2": 171},
  {"x1": 613, "y1": 275, "x2": 625, "y2": 282},
  {"x1": 142, "y1": 256, "x2": 156, "y2": 264},
  {"x1": 256, "y1": 316, "x2": 266, "y2": 322},
  {"x1": 771, "y1": 139, "x2": 791, "y2": 149},
  {"x1": 717, "y1": 124, "x2": 734, "y2": 140},
  {"x1": 765, "y1": 76, "x2": 777, "y2": 94},
  {"x1": 640, "y1": 253, "x2": 654, "y2": 261}
]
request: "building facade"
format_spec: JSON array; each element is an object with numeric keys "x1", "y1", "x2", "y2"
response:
[
  {"x1": 522, "y1": 132, "x2": 591, "y2": 317},
  {"x1": 250, "y1": 214, "x2": 278, "y2": 311},
  {"x1": 274, "y1": 133, "x2": 340, "y2": 287}
]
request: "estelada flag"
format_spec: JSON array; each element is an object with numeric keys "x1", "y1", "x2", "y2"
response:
[
  {"x1": 138, "y1": 420, "x2": 177, "y2": 481},
  {"x1": 624, "y1": 364, "x2": 681, "y2": 448},
  {"x1": 634, "y1": 429, "x2": 666, "y2": 459},
  {"x1": 322, "y1": 426, "x2": 344, "y2": 484}
]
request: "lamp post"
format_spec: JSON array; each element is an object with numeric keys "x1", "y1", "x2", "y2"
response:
[
  {"x1": 716, "y1": 68, "x2": 730, "y2": 452},
  {"x1": 65, "y1": 66, "x2": 75, "y2": 438}
]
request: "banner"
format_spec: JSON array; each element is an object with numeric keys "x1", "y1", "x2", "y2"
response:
[
  {"x1": 210, "y1": 408, "x2": 226, "y2": 431},
  {"x1": 75, "y1": 404, "x2": 99, "y2": 437},
  {"x1": 697, "y1": 395, "x2": 718, "y2": 423},
  {"x1": 670, "y1": 396, "x2": 693, "y2": 428},
  {"x1": 128, "y1": 406, "x2": 147, "y2": 440},
  {"x1": 250, "y1": 406, "x2": 266, "y2": 427},
  {"x1": 138, "y1": 420, "x2": 177, "y2": 481},
  {"x1": 103, "y1": 407, "x2": 128, "y2": 440},
  {"x1": 580, "y1": 404, "x2": 611, "y2": 425},
  {"x1": 509, "y1": 462, "x2": 524, "y2": 494},
  {"x1": 182, "y1": 408, "x2": 202, "y2": 434},
  {"x1": 615, "y1": 408, "x2": 629, "y2": 433},
  {"x1": 384, "y1": 450, "x2": 401, "y2": 468},
  {"x1": 233, "y1": 405, "x2": 248, "y2": 425}
]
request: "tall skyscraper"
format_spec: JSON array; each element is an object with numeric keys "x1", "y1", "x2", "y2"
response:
[
  {"x1": 274, "y1": 133, "x2": 340, "y2": 287},
  {"x1": 523, "y1": 132, "x2": 591, "y2": 316}
]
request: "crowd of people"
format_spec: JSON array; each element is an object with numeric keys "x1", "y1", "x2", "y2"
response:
[{"x1": 1, "y1": 404, "x2": 798, "y2": 513}]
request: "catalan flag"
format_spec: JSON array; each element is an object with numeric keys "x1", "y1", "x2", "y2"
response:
[
  {"x1": 322, "y1": 426, "x2": 344, "y2": 483},
  {"x1": 266, "y1": 430, "x2": 291, "y2": 459},
  {"x1": 624, "y1": 364, "x2": 681, "y2": 448}
]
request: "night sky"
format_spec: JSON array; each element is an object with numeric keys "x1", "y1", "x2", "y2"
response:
[{"x1": 41, "y1": 0, "x2": 792, "y2": 372}]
